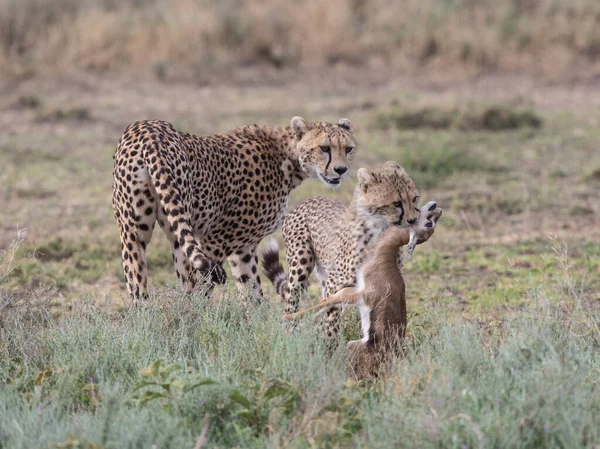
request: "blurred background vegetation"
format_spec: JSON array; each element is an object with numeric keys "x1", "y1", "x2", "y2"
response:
[{"x1": 2, "y1": 0, "x2": 600, "y2": 81}]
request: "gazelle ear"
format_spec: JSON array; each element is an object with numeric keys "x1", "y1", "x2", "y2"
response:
[
  {"x1": 357, "y1": 168, "x2": 374, "y2": 186},
  {"x1": 291, "y1": 116, "x2": 310, "y2": 139},
  {"x1": 337, "y1": 118, "x2": 352, "y2": 132}
]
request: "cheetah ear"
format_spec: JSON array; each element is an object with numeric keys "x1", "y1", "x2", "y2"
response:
[
  {"x1": 357, "y1": 168, "x2": 374, "y2": 187},
  {"x1": 291, "y1": 116, "x2": 310, "y2": 140},
  {"x1": 337, "y1": 118, "x2": 353, "y2": 132},
  {"x1": 384, "y1": 161, "x2": 404, "y2": 172}
]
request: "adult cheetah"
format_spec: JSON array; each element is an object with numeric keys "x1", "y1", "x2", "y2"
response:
[
  {"x1": 262, "y1": 161, "x2": 431, "y2": 340},
  {"x1": 112, "y1": 117, "x2": 356, "y2": 301}
]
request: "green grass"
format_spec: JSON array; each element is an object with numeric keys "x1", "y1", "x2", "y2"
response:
[
  {"x1": 1, "y1": 278, "x2": 599, "y2": 448},
  {"x1": 5, "y1": 237, "x2": 121, "y2": 291},
  {"x1": 1, "y1": 227, "x2": 599, "y2": 448}
]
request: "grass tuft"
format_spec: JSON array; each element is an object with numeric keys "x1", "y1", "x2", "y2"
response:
[
  {"x1": 585, "y1": 167, "x2": 600, "y2": 183},
  {"x1": 458, "y1": 106, "x2": 542, "y2": 131},
  {"x1": 376, "y1": 105, "x2": 542, "y2": 132},
  {"x1": 37, "y1": 107, "x2": 92, "y2": 122},
  {"x1": 14, "y1": 94, "x2": 42, "y2": 109}
]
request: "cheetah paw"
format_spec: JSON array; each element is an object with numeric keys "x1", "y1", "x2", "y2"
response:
[{"x1": 194, "y1": 256, "x2": 227, "y2": 285}]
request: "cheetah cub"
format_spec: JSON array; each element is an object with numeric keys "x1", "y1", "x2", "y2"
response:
[
  {"x1": 284, "y1": 203, "x2": 442, "y2": 379},
  {"x1": 262, "y1": 161, "x2": 432, "y2": 340}
]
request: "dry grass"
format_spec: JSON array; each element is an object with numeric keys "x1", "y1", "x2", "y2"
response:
[{"x1": 2, "y1": 0, "x2": 600, "y2": 79}]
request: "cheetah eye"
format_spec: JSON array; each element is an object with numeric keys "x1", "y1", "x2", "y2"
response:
[
  {"x1": 393, "y1": 201, "x2": 403, "y2": 208},
  {"x1": 412, "y1": 196, "x2": 420, "y2": 204},
  {"x1": 320, "y1": 145, "x2": 331, "y2": 153},
  {"x1": 345, "y1": 147, "x2": 354, "y2": 155}
]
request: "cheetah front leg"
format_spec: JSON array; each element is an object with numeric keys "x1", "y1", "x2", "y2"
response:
[{"x1": 228, "y1": 246, "x2": 263, "y2": 303}]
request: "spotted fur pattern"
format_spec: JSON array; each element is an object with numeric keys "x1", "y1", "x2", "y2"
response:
[
  {"x1": 261, "y1": 161, "x2": 421, "y2": 340},
  {"x1": 112, "y1": 117, "x2": 356, "y2": 301}
]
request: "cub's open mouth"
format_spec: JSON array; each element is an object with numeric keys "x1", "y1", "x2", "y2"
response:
[{"x1": 325, "y1": 178, "x2": 340, "y2": 186}]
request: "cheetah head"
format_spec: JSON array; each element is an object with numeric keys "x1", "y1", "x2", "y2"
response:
[
  {"x1": 355, "y1": 161, "x2": 421, "y2": 229},
  {"x1": 291, "y1": 116, "x2": 356, "y2": 188}
]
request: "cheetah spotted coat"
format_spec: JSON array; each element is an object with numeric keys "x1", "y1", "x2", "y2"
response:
[{"x1": 112, "y1": 117, "x2": 356, "y2": 301}]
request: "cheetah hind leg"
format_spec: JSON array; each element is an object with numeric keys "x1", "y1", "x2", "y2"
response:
[{"x1": 117, "y1": 219, "x2": 154, "y2": 303}]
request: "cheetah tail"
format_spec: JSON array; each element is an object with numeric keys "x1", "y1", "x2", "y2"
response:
[
  {"x1": 142, "y1": 132, "x2": 225, "y2": 285},
  {"x1": 261, "y1": 238, "x2": 288, "y2": 298}
]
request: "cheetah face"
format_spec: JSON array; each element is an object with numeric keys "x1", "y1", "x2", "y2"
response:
[
  {"x1": 355, "y1": 161, "x2": 420, "y2": 229},
  {"x1": 291, "y1": 117, "x2": 356, "y2": 188}
]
